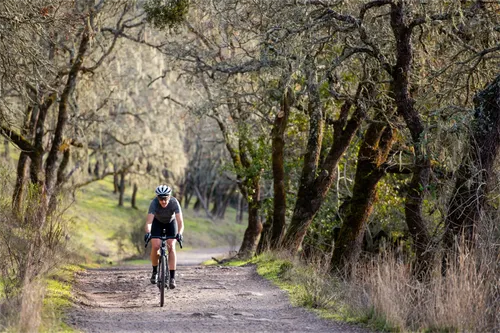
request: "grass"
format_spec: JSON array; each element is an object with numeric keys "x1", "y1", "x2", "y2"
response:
[
  {"x1": 261, "y1": 249, "x2": 497, "y2": 333},
  {"x1": 221, "y1": 253, "x2": 312, "y2": 310},
  {"x1": 34, "y1": 176, "x2": 246, "y2": 331},
  {"x1": 66, "y1": 177, "x2": 246, "y2": 265},
  {"x1": 0, "y1": 145, "x2": 247, "y2": 331},
  {"x1": 40, "y1": 265, "x2": 83, "y2": 333}
]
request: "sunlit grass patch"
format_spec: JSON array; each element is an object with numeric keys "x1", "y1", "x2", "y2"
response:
[
  {"x1": 66, "y1": 177, "x2": 246, "y2": 265},
  {"x1": 201, "y1": 259, "x2": 218, "y2": 265},
  {"x1": 40, "y1": 265, "x2": 83, "y2": 333},
  {"x1": 66, "y1": 178, "x2": 146, "y2": 263},
  {"x1": 219, "y1": 252, "x2": 371, "y2": 329}
]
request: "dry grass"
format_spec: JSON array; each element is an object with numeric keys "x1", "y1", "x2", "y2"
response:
[
  {"x1": 0, "y1": 165, "x2": 72, "y2": 332},
  {"x1": 282, "y1": 224, "x2": 498, "y2": 333},
  {"x1": 348, "y1": 245, "x2": 499, "y2": 332}
]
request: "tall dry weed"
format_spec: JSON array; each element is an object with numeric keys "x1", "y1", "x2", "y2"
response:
[
  {"x1": 424, "y1": 249, "x2": 491, "y2": 331},
  {"x1": 0, "y1": 164, "x2": 71, "y2": 332},
  {"x1": 368, "y1": 256, "x2": 413, "y2": 330},
  {"x1": 351, "y1": 243, "x2": 498, "y2": 332}
]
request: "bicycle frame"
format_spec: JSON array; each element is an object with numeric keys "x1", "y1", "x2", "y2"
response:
[{"x1": 145, "y1": 229, "x2": 183, "y2": 307}]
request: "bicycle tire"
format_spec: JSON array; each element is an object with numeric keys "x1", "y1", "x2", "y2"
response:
[
  {"x1": 159, "y1": 254, "x2": 166, "y2": 307},
  {"x1": 166, "y1": 260, "x2": 170, "y2": 290}
]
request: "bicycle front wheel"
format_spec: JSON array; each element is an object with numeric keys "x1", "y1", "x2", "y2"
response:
[{"x1": 159, "y1": 255, "x2": 166, "y2": 307}]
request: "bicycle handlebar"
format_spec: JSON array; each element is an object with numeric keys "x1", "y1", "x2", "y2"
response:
[{"x1": 145, "y1": 235, "x2": 183, "y2": 249}]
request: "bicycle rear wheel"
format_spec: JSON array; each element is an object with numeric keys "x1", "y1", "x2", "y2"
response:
[{"x1": 159, "y1": 255, "x2": 166, "y2": 307}]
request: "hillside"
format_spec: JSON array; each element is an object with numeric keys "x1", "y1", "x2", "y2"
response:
[{"x1": 66, "y1": 178, "x2": 246, "y2": 265}]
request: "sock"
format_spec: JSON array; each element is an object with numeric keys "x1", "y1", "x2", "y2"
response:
[
  {"x1": 170, "y1": 270, "x2": 175, "y2": 279},
  {"x1": 152, "y1": 265, "x2": 157, "y2": 274}
]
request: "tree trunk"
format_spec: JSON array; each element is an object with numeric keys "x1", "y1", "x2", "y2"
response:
[
  {"x1": 237, "y1": 175, "x2": 263, "y2": 257},
  {"x1": 48, "y1": 147, "x2": 71, "y2": 213},
  {"x1": 389, "y1": 2, "x2": 433, "y2": 280},
  {"x1": 210, "y1": 193, "x2": 219, "y2": 216},
  {"x1": 93, "y1": 160, "x2": 100, "y2": 177},
  {"x1": 268, "y1": 88, "x2": 292, "y2": 249},
  {"x1": 184, "y1": 192, "x2": 192, "y2": 209},
  {"x1": 236, "y1": 194, "x2": 245, "y2": 224},
  {"x1": 193, "y1": 197, "x2": 201, "y2": 211},
  {"x1": 113, "y1": 164, "x2": 119, "y2": 194},
  {"x1": 118, "y1": 170, "x2": 126, "y2": 207},
  {"x1": 256, "y1": 215, "x2": 273, "y2": 254},
  {"x1": 331, "y1": 119, "x2": 394, "y2": 273},
  {"x1": 212, "y1": 104, "x2": 263, "y2": 256},
  {"x1": 443, "y1": 75, "x2": 500, "y2": 272},
  {"x1": 193, "y1": 185, "x2": 212, "y2": 218},
  {"x1": 44, "y1": 28, "x2": 90, "y2": 203},
  {"x1": 131, "y1": 182, "x2": 138, "y2": 209},
  {"x1": 281, "y1": 75, "x2": 370, "y2": 255},
  {"x1": 12, "y1": 102, "x2": 41, "y2": 213},
  {"x1": 216, "y1": 185, "x2": 236, "y2": 219},
  {"x1": 12, "y1": 153, "x2": 30, "y2": 214}
]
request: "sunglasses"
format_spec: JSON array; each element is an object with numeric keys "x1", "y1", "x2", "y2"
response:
[{"x1": 158, "y1": 196, "x2": 169, "y2": 202}]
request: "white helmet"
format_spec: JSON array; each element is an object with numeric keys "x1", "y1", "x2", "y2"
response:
[{"x1": 155, "y1": 185, "x2": 172, "y2": 196}]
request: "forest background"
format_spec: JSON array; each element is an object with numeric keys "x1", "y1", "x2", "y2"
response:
[{"x1": 0, "y1": 1, "x2": 498, "y2": 332}]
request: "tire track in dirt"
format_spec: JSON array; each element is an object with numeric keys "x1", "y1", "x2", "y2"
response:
[{"x1": 66, "y1": 250, "x2": 373, "y2": 333}]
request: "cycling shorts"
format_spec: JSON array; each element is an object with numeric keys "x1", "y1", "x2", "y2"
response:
[{"x1": 151, "y1": 217, "x2": 177, "y2": 237}]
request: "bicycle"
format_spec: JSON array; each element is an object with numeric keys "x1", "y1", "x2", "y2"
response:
[{"x1": 145, "y1": 229, "x2": 183, "y2": 307}]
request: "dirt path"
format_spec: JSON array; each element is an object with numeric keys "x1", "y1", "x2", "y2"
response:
[{"x1": 66, "y1": 249, "x2": 372, "y2": 333}]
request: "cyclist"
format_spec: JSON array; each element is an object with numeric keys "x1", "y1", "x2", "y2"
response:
[{"x1": 144, "y1": 185, "x2": 184, "y2": 289}]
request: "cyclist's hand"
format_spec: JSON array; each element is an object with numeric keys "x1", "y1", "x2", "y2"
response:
[
  {"x1": 176, "y1": 233, "x2": 183, "y2": 242},
  {"x1": 144, "y1": 233, "x2": 151, "y2": 243}
]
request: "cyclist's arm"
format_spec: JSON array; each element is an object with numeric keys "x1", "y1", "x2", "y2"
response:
[
  {"x1": 175, "y1": 212, "x2": 184, "y2": 235},
  {"x1": 145, "y1": 213, "x2": 154, "y2": 233}
]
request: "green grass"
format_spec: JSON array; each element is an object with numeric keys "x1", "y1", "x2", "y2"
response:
[
  {"x1": 1, "y1": 146, "x2": 247, "y2": 330},
  {"x1": 66, "y1": 178, "x2": 145, "y2": 264},
  {"x1": 223, "y1": 253, "x2": 305, "y2": 304},
  {"x1": 218, "y1": 253, "x2": 377, "y2": 331},
  {"x1": 40, "y1": 265, "x2": 84, "y2": 333},
  {"x1": 66, "y1": 177, "x2": 246, "y2": 265}
]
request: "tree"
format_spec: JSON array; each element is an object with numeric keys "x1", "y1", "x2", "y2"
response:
[
  {"x1": 330, "y1": 109, "x2": 395, "y2": 272},
  {"x1": 443, "y1": 74, "x2": 500, "y2": 271}
]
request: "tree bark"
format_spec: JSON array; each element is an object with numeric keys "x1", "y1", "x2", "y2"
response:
[
  {"x1": 44, "y1": 29, "x2": 90, "y2": 202},
  {"x1": 331, "y1": 117, "x2": 394, "y2": 273},
  {"x1": 281, "y1": 74, "x2": 371, "y2": 255},
  {"x1": 11, "y1": 101, "x2": 38, "y2": 213},
  {"x1": 216, "y1": 185, "x2": 236, "y2": 219},
  {"x1": 443, "y1": 74, "x2": 500, "y2": 272},
  {"x1": 48, "y1": 147, "x2": 71, "y2": 213},
  {"x1": 210, "y1": 194, "x2": 219, "y2": 216},
  {"x1": 211, "y1": 103, "x2": 264, "y2": 257},
  {"x1": 131, "y1": 182, "x2": 138, "y2": 209},
  {"x1": 269, "y1": 88, "x2": 292, "y2": 249},
  {"x1": 118, "y1": 170, "x2": 126, "y2": 207},
  {"x1": 236, "y1": 194, "x2": 245, "y2": 224},
  {"x1": 237, "y1": 175, "x2": 263, "y2": 257},
  {"x1": 193, "y1": 197, "x2": 201, "y2": 211},
  {"x1": 12, "y1": 153, "x2": 30, "y2": 215},
  {"x1": 113, "y1": 163, "x2": 119, "y2": 193},
  {"x1": 389, "y1": 2, "x2": 433, "y2": 280}
]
